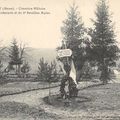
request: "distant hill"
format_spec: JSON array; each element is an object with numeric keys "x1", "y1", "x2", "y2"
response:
[
  {"x1": 25, "y1": 48, "x2": 57, "y2": 73},
  {"x1": 26, "y1": 47, "x2": 57, "y2": 62},
  {"x1": 1, "y1": 48, "x2": 57, "y2": 73},
  {"x1": 2, "y1": 47, "x2": 119, "y2": 73}
]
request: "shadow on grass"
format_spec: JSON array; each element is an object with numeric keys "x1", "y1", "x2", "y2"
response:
[
  {"x1": 43, "y1": 83, "x2": 106, "y2": 110},
  {"x1": 43, "y1": 94, "x2": 92, "y2": 110}
]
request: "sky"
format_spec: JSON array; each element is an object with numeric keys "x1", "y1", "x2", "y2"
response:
[{"x1": 0, "y1": 0, "x2": 120, "y2": 48}]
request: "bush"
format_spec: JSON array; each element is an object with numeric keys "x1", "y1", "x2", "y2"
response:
[
  {"x1": 21, "y1": 62, "x2": 30, "y2": 73},
  {"x1": 37, "y1": 58, "x2": 60, "y2": 82}
]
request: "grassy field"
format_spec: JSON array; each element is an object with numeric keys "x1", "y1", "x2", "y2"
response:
[
  {"x1": 0, "y1": 81, "x2": 120, "y2": 120},
  {"x1": 0, "y1": 81, "x2": 60, "y2": 97},
  {"x1": 43, "y1": 83, "x2": 120, "y2": 120}
]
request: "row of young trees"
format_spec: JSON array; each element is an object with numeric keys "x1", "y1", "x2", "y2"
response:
[
  {"x1": 8, "y1": 39, "x2": 59, "y2": 80},
  {"x1": 0, "y1": 0, "x2": 119, "y2": 85},
  {"x1": 0, "y1": 39, "x2": 59, "y2": 81},
  {"x1": 59, "y1": 0, "x2": 119, "y2": 84}
]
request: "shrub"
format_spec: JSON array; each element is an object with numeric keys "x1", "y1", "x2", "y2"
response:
[
  {"x1": 21, "y1": 62, "x2": 30, "y2": 77},
  {"x1": 37, "y1": 58, "x2": 60, "y2": 82}
]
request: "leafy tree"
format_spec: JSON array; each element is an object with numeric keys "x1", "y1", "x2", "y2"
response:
[
  {"x1": 89, "y1": 0, "x2": 119, "y2": 84},
  {"x1": 37, "y1": 58, "x2": 59, "y2": 82},
  {"x1": 9, "y1": 39, "x2": 25, "y2": 74},
  {"x1": 9, "y1": 39, "x2": 21, "y2": 73},
  {"x1": 37, "y1": 58, "x2": 60, "y2": 103},
  {"x1": 60, "y1": 3, "x2": 87, "y2": 82},
  {"x1": 58, "y1": 3, "x2": 88, "y2": 98}
]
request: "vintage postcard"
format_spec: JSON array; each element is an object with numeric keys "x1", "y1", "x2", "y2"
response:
[{"x1": 0, "y1": 0, "x2": 120, "y2": 120}]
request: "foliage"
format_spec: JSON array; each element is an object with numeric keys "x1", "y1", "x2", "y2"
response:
[
  {"x1": 37, "y1": 58, "x2": 59, "y2": 82},
  {"x1": 58, "y1": 3, "x2": 87, "y2": 98},
  {"x1": 9, "y1": 39, "x2": 22, "y2": 65},
  {"x1": 8, "y1": 39, "x2": 26, "y2": 74},
  {"x1": 60, "y1": 3, "x2": 87, "y2": 71},
  {"x1": 21, "y1": 62, "x2": 30, "y2": 74},
  {"x1": 81, "y1": 62, "x2": 94, "y2": 80},
  {"x1": 88, "y1": 0, "x2": 119, "y2": 84}
]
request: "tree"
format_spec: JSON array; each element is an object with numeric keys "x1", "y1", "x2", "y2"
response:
[
  {"x1": 37, "y1": 58, "x2": 60, "y2": 103},
  {"x1": 21, "y1": 61, "x2": 30, "y2": 77},
  {"x1": 60, "y1": 3, "x2": 87, "y2": 82},
  {"x1": 37, "y1": 58, "x2": 59, "y2": 82},
  {"x1": 58, "y1": 3, "x2": 88, "y2": 98},
  {"x1": 0, "y1": 41, "x2": 6, "y2": 77},
  {"x1": 18, "y1": 42, "x2": 26, "y2": 75},
  {"x1": 9, "y1": 39, "x2": 21, "y2": 73},
  {"x1": 89, "y1": 0, "x2": 119, "y2": 84},
  {"x1": 9, "y1": 39, "x2": 26, "y2": 74}
]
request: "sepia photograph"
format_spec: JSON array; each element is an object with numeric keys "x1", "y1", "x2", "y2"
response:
[{"x1": 0, "y1": 0, "x2": 120, "y2": 119}]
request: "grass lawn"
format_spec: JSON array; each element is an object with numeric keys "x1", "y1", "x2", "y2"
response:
[
  {"x1": 0, "y1": 79, "x2": 99, "y2": 97},
  {"x1": 0, "y1": 81, "x2": 120, "y2": 120},
  {"x1": 43, "y1": 83, "x2": 120, "y2": 120},
  {"x1": 78, "y1": 83, "x2": 120, "y2": 111},
  {"x1": 0, "y1": 81, "x2": 60, "y2": 97}
]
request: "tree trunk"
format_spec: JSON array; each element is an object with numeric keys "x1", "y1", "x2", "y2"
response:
[
  {"x1": 100, "y1": 66, "x2": 109, "y2": 84},
  {"x1": 18, "y1": 64, "x2": 21, "y2": 76},
  {"x1": 76, "y1": 69, "x2": 82, "y2": 83},
  {"x1": 16, "y1": 65, "x2": 18, "y2": 74}
]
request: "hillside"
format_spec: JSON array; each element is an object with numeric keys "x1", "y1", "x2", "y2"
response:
[
  {"x1": 1, "y1": 47, "x2": 120, "y2": 74},
  {"x1": 1, "y1": 48, "x2": 57, "y2": 73},
  {"x1": 25, "y1": 48, "x2": 57, "y2": 73}
]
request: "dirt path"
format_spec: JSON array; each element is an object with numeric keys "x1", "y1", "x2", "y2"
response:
[
  {"x1": 0, "y1": 87, "x2": 57, "y2": 105},
  {"x1": 0, "y1": 83, "x2": 120, "y2": 120},
  {"x1": 0, "y1": 85, "x2": 90, "y2": 119},
  {"x1": 0, "y1": 87, "x2": 60, "y2": 120}
]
